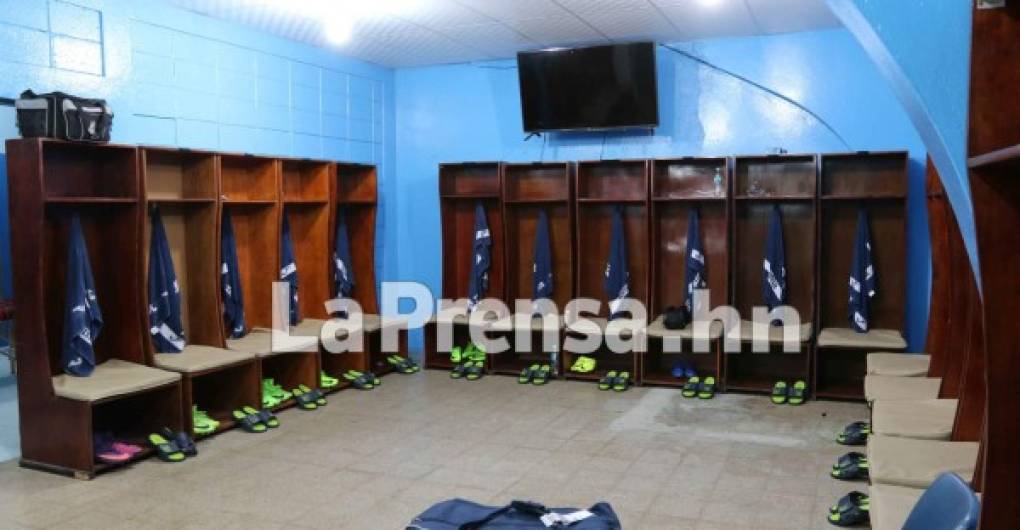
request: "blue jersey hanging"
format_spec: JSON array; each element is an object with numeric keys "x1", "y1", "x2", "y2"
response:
[
  {"x1": 333, "y1": 207, "x2": 355, "y2": 300},
  {"x1": 148, "y1": 208, "x2": 185, "y2": 353},
  {"x1": 467, "y1": 202, "x2": 491, "y2": 312},
  {"x1": 62, "y1": 214, "x2": 103, "y2": 376},
  {"x1": 605, "y1": 206, "x2": 631, "y2": 320},
  {"x1": 280, "y1": 212, "x2": 300, "y2": 326},
  {"x1": 221, "y1": 209, "x2": 247, "y2": 338},
  {"x1": 684, "y1": 208, "x2": 708, "y2": 318},
  {"x1": 762, "y1": 205, "x2": 787, "y2": 325},
  {"x1": 848, "y1": 209, "x2": 877, "y2": 332},
  {"x1": 532, "y1": 209, "x2": 554, "y2": 302}
]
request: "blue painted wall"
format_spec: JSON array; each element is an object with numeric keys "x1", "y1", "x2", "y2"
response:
[
  {"x1": 395, "y1": 29, "x2": 931, "y2": 352},
  {"x1": 0, "y1": 0, "x2": 399, "y2": 299},
  {"x1": 827, "y1": 0, "x2": 976, "y2": 282}
]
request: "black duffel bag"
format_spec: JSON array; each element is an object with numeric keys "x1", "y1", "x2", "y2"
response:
[
  {"x1": 407, "y1": 499, "x2": 622, "y2": 529},
  {"x1": 15, "y1": 90, "x2": 113, "y2": 142}
]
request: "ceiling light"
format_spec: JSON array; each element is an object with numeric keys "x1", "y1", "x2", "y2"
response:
[
  {"x1": 324, "y1": 17, "x2": 354, "y2": 45},
  {"x1": 697, "y1": 0, "x2": 724, "y2": 7}
]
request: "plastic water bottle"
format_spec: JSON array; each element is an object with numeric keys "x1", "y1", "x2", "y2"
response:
[{"x1": 713, "y1": 167, "x2": 724, "y2": 197}]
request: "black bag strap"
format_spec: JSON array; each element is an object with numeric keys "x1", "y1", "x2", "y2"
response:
[{"x1": 459, "y1": 501, "x2": 549, "y2": 530}]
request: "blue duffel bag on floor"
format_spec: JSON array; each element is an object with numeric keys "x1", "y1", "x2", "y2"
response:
[{"x1": 407, "y1": 499, "x2": 622, "y2": 529}]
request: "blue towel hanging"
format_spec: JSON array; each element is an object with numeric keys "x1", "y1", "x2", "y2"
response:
[
  {"x1": 221, "y1": 209, "x2": 246, "y2": 338},
  {"x1": 280, "y1": 212, "x2": 300, "y2": 326},
  {"x1": 684, "y1": 208, "x2": 708, "y2": 318},
  {"x1": 334, "y1": 207, "x2": 355, "y2": 299},
  {"x1": 762, "y1": 205, "x2": 787, "y2": 325},
  {"x1": 148, "y1": 207, "x2": 185, "y2": 353},
  {"x1": 604, "y1": 205, "x2": 631, "y2": 320},
  {"x1": 848, "y1": 209, "x2": 877, "y2": 332},
  {"x1": 467, "y1": 202, "x2": 491, "y2": 312},
  {"x1": 62, "y1": 213, "x2": 103, "y2": 376},
  {"x1": 532, "y1": 209, "x2": 554, "y2": 302}
]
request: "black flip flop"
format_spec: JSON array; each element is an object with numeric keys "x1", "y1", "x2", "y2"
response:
[
  {"x1": 829, "y1": 491, "x2": 869, "y2": 514},
  {"x1": 827, "y1": 498, "x2": 869, "y2": 527},
  {"x1": 349, "y1": 375, "x2": 374, "y2": 390},
  {"x1": 162, "y1": 428, "x2": 197, "y2": 457},
  {"x1": 837, "y1": 426, "x2": 870, "y2": 446},
  {"x1": 465, "y1": 362, "x2": 484, "y2": 381},
  {"x1": 232, "y1": 410, "x2": 268, "y2": 432},
  {"x1": 450, "y1": 363, "x2": 468, "y2": 379},
  {"x1": 831, "y1": 452, "x2": 869, "y2": 480},
  {"x1": 293, "y1": 390, "x2": 319, "y2": 409},
  {"x1": 532, "y1": 365, "x2": 551, "y2": 386}
]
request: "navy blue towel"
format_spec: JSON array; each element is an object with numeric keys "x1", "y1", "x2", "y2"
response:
[
  {"x1": 762, "y1": 205, "x2": 787, "y2": 324},
  {"x1": 280, "y1": 212, "x2": 300, "y2": 326},
  {"x1": 848, "y1": 209, "x2": 877, "y2": 332},
  {"x1": 333, "y1": 207, "x2": 355, "y2": 299},
  {"x1": 604, "y1": 206, "x2": 631, "y2": 320},
  {"x1": 148, "y1": 208, "x2": 185, "y2": 353},
  {"x1": 221, "y1": 209, "x2": 246, "y2": 338},
  {"x1": 62, "y1": 214, "x2": 103, "y2": 376},
  {"x1": 684, "y1": 208, "x2": 708, "y2": 318},
  {"x1": 532, "y1": 209, "x2": 554, "y2": 302},
  {"x1": 467, "y1": 202, "x2": 491, "y2": 311}
]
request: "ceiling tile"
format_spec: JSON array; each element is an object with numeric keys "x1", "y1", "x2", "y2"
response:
[
  {"x1": 503, "y1": 16, "x2": 609, "y2": 48},
  {"x1": 397, "y1": 0, "x2": 495, "y2": 28},
  {"x1": 439, "y1": 23, "x2": 538, "y2": 58},
  {"x1": 744, "y1": 0, "x2": 840, "y2": 35},
  {"x1": 574, "y1": 5, "x2": 681, "y2": 43},
  {"x1": 653, "y1": 0, "x2": 759, "y2": 41},
  {"x1": 554, "y1": 0, "x2": 655, "y2": 15},
  {"x1": 452, "y1": 0, "x2": 572, "y2": 22}
]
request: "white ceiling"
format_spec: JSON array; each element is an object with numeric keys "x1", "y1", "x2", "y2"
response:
[{"x1": 166, "y1": 0, "x2": 842, "y2": 68}]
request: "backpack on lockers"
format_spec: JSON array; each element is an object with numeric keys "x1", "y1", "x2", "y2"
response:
[
  {"x1": 15, "y1": 90, "x2": 113, "y2": 142},
  {"x1": 407, "y1": 499, "x2": 622, "y2": 529}
]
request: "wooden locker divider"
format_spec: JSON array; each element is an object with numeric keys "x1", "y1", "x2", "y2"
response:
[
  {"x1": 7, "y1": 139, "x2": 183, "y2": 478},
  {"x1": 490, "y1": 162, "x2": 574, "y2": 377},
  {"x1": 565, "y1": 160, "x2": 649, "y2": 383},
  {"x1": 219, "y1": 154, "x2": 317, "y2": 412},
  {"x1": 814, "y1": 152, "x2": 908, "y2": 400},
  {"x1": 424, "y1": 162, "x2": 505, "y2": 371},
  {"x1": 643, "y1": 157, "x2": 729, "y2": 389},
  {"x1": 141, "y1": 147, "x2": 260, "y2": 437},
  {"x1": 727, "y1": 154, "x2": 817, "y2": 394}
]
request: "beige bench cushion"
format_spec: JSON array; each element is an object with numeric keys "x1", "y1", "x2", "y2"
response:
[
  {"x1": 868, "y1": 434, "x2": 979, "y2": 489},
  {"x1": 872, "y1": 399, "x2": 958, "y2": 440},
  {"x1": 869, "y1": 483, "x2": 924, "y2": 530},
  {"x1": 154, "y1": 345, "x2": 255, "y2": 373},
  {"x1": 52, "y1": 359, "x2": 180, "y2": 402},
  {"x1": 818, "y1": 327, "x2": 907, "y2": 349},
  {"x1": 226, "y1": 328, "x2": 318, "y2": 357},
  {"x1": 865, "y1": 375, "x2": 942, "y2": 402},
  {"x1": 565, "y1": 316, "x2": 644, "y2": 338},
  {"x1": 731, "y1": 319, "x2": 812, "y2": 343},
  {"x1": 296, "y1": 315, "x2": 407, "y2": 339},
  {"x1": 644, "y1": 315, "x2": 724, "y2": 340},
  {"x1": 489, "y1": 314, "x2": 562, "y2": 333},
  {"x1": 867, "y1": 352, "x2": 931, "y2": 376}
]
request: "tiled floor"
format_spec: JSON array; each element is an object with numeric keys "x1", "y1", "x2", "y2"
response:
[{"x1": 0, "y1": 371, "x2": 867, "y2": 529}]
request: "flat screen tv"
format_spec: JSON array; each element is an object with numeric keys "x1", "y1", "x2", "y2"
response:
[{"x1": 517, "y1": 42, "x2": 659, "y2": 133}]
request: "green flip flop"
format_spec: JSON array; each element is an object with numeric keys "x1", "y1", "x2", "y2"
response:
[
  {"x1": 612, "y1": 372, "x2": 631, "y2": 392},
  {"x1": 320, "y1": 371, "x2": 340, "y2": 389},
  {"x1": 682, "y1": 376, "x2": 701, "y2": 398},
  {"x1": 788, "y1": 380, "x2": 808, "y2": 405},
  {"x1": 598, "y1": 370, "x2": 618, "y2": 391},
  {"x1": 148, "y1": 433, "x2": 186, "y2": 462},
  {"x1": 697, "y1": 376, "x2": 716, "y2": 399},
  {"x1": 192, "y1": 406, "x2": 219, "y2": 435},
  {"x1": 571, "y1": 355, "x2": 596, "y2": 373},
  {"x1": 450, "y1": 346, "x2": 464, "y2": 363},
  {"x1": 242, "y1": 406, "x2": 280, "y2": 428},
  {"x1": 532, "y1": 364, "x2": 551, "y2": 385},
  {"x1": 771, "y1": 381, "x2": 789, "y2": 405}
]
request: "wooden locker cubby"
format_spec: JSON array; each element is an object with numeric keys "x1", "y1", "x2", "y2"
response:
[
  {"x1": 727, "y1": 155, "x2": 817, "y2": 394},
  {"x1": 492, "y1": 162, "x2": 574, "y2": 377},
  {"x1": 643, "y1": 157, "x2": 729, "y2": 389},
  {"x1": 7, "y1": 139, "x2": 184, "y2": 478},
  {"x1": 815, "y1": 152, "x2": 908, "y2": 400},
  {"x1": 425, "y1": 162, "x2": 505, "y2": 371},
  {"x1": 565, "y1": 160, "x2": 649, "y2": 383}
]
